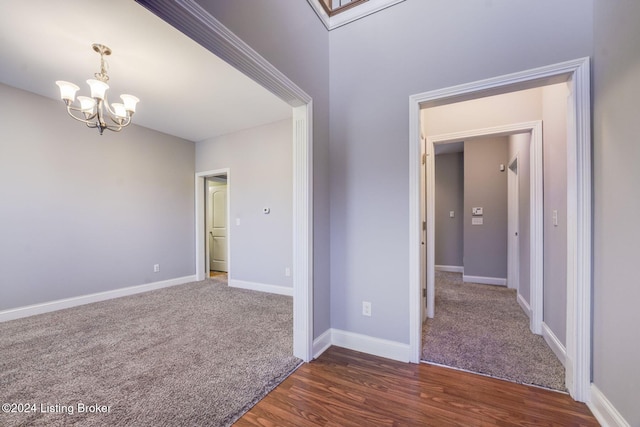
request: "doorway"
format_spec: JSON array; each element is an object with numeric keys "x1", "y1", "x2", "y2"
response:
[
  {"x1": 409, "y1": 57, "x2": 592, "y2": 401},
  {"x1": 206, "y1": 174, "x2": 229, "y2": 277}
]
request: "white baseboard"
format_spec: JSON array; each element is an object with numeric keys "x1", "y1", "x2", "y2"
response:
[
  {"x1": 228, "y1": 279, "x2": 293, "y2": 296},
  {"x1": 517, "y1": 293, "x2": 532, "y2": 318},
  {"x1": 313, "y1": 329, "x2": 333, "y2": 359},
  {"x1": 0, "y1": 275, "x2": 198, "y2": 323},
  {"x1": 330, "y1": 329, "x2": 411, "y2": 363},
  {"x1": 463, "y1": 275, "x2": 507, "y2": 286},
  {"x1": 588, "y1": 384, "x2": 631, "y2": 427},
  {"x1": 435, "y1": 265, "x2": 464, "y2": 273},
  {"x1": 541, "y1": 322, "x2": 566, "y2": 367}
]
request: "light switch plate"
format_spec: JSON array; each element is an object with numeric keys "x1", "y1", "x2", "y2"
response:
[{"x1": 472, "y1": 217, "x2": 483, "y2": 225}]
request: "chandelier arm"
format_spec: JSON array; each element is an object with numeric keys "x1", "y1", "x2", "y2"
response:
[
  {"x1": 103, "y1": 94, "x2": 115, "y2": 116},
  {"x1": 109, "y1": 115, "x2": 131, "y2": 128},
  {"x1": 64, "y1": 104, "x2": 99, "y2": 126},
  {"x1": 104, "y1": 93, "x2": 131, "y2": 128},
  {"x1": 105, "y1": 124, "x2": 123, "y2": 133}
]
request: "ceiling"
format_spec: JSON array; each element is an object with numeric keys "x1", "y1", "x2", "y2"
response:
[{"x1": 0, "y1": 0, "x2": 292, "y2": 143}]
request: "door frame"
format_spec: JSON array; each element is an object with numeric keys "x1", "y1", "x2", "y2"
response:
[
  {"x1": 507, "y1": 153, "x2": 520, "y2": 292},
  {"x1": 201, "y1": 170, "x2": 231, "y2": 276},
  {"x1": 141, "y1": 0, "x2": 315, "y2": 362},
  {"x1": 409, "y1": 57, "x2": 591, "y2": 402},
  {"x1": 425, "y1": 123, "x2": 542, "y2": 330}
]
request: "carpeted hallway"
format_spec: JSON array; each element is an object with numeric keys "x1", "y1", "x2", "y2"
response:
[{"x1": 422, "y1": 271, "x2": 565, "y2": 391}]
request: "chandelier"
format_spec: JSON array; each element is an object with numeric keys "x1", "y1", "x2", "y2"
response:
[{"x1": 56, "y1": 44, "x2": 139, "y2": 135}]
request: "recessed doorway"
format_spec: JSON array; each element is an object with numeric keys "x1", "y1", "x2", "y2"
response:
[
  {"x1": 409, "y1": 57, "x2": 592, "y2": 401},
  {"x1": 206, "y1": 174, "x2": 229, "y2": 278}
]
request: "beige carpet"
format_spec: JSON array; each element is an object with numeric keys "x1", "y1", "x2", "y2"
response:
[
  {"x1": 422, "y1": 271, "x2": 565, "y2": 391},
  {"x1": 0, "y1": 277, "x2": 300, "y2": 426}
]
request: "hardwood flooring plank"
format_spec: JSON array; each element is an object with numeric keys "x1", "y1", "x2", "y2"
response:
[{"x1": 235, "y1": 347, "x2": 599, "y2": 427}]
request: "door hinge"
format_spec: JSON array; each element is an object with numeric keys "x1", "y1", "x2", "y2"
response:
[
  {"x1": 423, "y1": 288, "x2": 426, "y2": 297},
  {"x1": 422, "y1": 221, "x2": 426, "y2": 231},
  {"x1": 421, "y1": 153, "x2": 426, "y2": 165}
]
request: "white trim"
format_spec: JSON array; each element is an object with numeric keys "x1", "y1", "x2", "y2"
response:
[
  {"x1": 0, "y1": 275, "x2": 197, "y2": 323},
  {"x1": 139, "y1": 0, "x2": 315, "y2": 362},
  {"x1": 409, "y1": 58, "x2": 592, "y2": 403},
  {"x1": 312, "y1": 329, "x2": 333, "y2": 359},
  {"x1": 229, "y1": 279, "x2": 293, "y2": 296},
  {"x1": 331, "y1": 329, "x2": 411, "y2": 363},
  {"x1": 462, "y1": 275, "x2": 507, "y2": 286},
  {"x1": 517, "y1": 293, "x2": 531, "y2": 318},
  {"x1": 435, "y1": 265, "x2": 464, "y2": 273},
  {"x1": 564, "y1": 59, "x2": 593, "y2": 402},
  {"x1": 292, "y1": 103, "x2": 314, "y2": 362},
  {"x1": 588, "y1": 385, "x2": 631, "y2": 427},
  {"x1": 507, "y1": 153, "x2": 520, "y2": 291},
  {"x1": 196, "y1": 169, "x2": 230, "y2": 282},
  {"x1": 306, "y1": 0, "x2": 406, "y2": 30},
  {"x1": 541, "y1": 322, "x2": 566, "y2": 367}
]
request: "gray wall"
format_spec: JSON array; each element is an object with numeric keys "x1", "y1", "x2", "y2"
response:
[
  {"x1": 197, "y1": 0, "x2": 331, "y2": 337},
  {"x1": 435, "y1": 152, "x2": 464, "y2": 267},
  {"x1": 196, "y1": 119, "x2": 293, "y2": 288},
  {"x1": 0, "y1": 83, "x2": 195, "y2": 311},
  {"x1": 593, "y1": 0, "x2": 640, "y2": 424},
  {"x1": 542, "y1": 84, "x2": 568, "y2": 345},
  {"x1": 330, "y1": 0, "x2": 592, "y2": 342},
  {"x1": 463, "y1": 138, "x2": 508, "y2": 280},
  {"x1": 508, "y1": 133, "x2": 532, "y2": 304},
  {"x1": 198, "y1": 0, "x2": 592, "y2": 345}
]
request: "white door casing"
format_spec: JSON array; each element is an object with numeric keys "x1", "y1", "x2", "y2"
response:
[
  {"x1": 409, "y1": 57, "x2": 592, "y2": 402},
  {"x1": 507, "y1": 154, "x2": 520, "y2": 292}
]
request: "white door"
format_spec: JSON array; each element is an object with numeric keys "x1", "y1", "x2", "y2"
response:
[
  {"x1": 208, "y1": 185, "x2": 228, "y2": 272},
  {"x1": 507, "y1": 156, "x2": 519, "y2": 290}
]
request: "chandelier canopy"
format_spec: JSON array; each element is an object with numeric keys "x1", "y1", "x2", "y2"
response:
[{"x1": 56, "y1": 43, "x2": 139, "y2": 135}]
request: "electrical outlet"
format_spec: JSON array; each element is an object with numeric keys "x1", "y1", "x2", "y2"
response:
[
  {"x1": 153, "y1": 264, "x2": 160, "y2": 273},
  {"x1": 362, "y1": 301, "x2": 371, "y2": 317},
  {"x1": 285, "y1": 267, "x2": 291, "y2": 277}
]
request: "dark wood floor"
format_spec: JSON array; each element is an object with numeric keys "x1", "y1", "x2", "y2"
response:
[{"x1": 236, "y1": 346, "x2": 598, "y2": 427}]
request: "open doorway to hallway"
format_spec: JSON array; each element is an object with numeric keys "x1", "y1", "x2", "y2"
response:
[
  {"x1": 409, "y1": 58, "x2": 591, "y2": 401},
  {"x1": 421, "y1": 125, "x2": 566, "y2": 390}
]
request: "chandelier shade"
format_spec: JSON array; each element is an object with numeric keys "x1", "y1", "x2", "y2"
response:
[{"x1": 55, "y1": 43, "x2": 139, "y2": 135}]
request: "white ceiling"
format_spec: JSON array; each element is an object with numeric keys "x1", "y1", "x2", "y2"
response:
[{"x1": 0, "y1": 0, "x2": 292, "y2": 142}]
